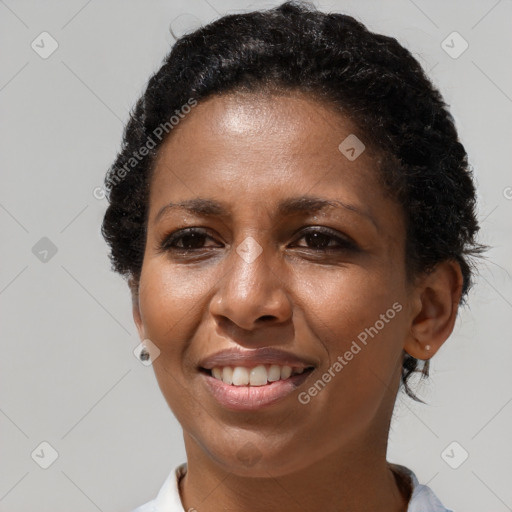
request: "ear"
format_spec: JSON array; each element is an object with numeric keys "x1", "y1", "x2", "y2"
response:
[
  {"x1": 404, "y1": 260, "x2": 464, "y2": 361},
  {"x1": 128, "y1": 276, "x2": 145, "y2": 340}
]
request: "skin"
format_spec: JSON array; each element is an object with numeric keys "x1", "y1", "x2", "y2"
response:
[{"x1": 131, "y1": 91, "x2": 463, "y2": 512}]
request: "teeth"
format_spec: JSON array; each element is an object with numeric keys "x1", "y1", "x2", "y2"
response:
[
  {"x1": 267, "y1": 364, "x2": 281, "y2": 382},
  {"x1": 209, "y1": 364, "x2": 309, "y2": 386},
  {"x1": 222, "y1": 366, "x2": 233, "y2": 385},
  {"x1": 280, "y1": 365, "x2": 292, "y2": 380},
  {"x1": 249, "y1": 365, "x2": 268, "y2": 386},
  {"x1": 232, "y1": 367, "x2": 249, "y2": 386}
]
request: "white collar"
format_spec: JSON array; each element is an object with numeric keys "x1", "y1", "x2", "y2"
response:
[{"x1": 152, "y1": 462, "x2": 187, "y2": 512}]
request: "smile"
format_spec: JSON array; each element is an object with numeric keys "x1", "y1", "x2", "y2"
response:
[{"x1": 200, "y1": 365, "x2": 314, "y2": 410}]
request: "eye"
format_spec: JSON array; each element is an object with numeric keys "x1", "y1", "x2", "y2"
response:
[
  {"x1": 158, "y1": 226, "x2": 357, "y2": 255},
  {"x1": 292, "y1": 227, "x2": 357, "y2": 252},
  {"x1": 159, "y1": 227, "x2": 220, "y2": 251}
]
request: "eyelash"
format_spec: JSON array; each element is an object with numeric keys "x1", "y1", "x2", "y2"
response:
[{"x1": 158, "y1": 227, "x2": 358, "y2": 254}]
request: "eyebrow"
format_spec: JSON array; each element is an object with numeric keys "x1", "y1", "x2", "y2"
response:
[{"x1": 154, "y1": 195, "x2": 377, "y2": 229}]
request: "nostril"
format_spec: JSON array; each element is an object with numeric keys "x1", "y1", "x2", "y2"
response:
[{"x1": 257, "y1": 315, "x2": 277, "y2": 322}]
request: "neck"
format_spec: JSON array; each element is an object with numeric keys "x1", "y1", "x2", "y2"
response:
[{"x1": 179, "y1": 435, "x2": 410, "y2": 512}]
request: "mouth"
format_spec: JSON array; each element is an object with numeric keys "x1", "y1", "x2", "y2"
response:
[{"x1": 199, "y1": 364, "x2": 315, "y2": 411}]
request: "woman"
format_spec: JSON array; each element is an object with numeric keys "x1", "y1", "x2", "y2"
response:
[{"x1": 101, "y1": 2, "x2": 484, "y2": 511}]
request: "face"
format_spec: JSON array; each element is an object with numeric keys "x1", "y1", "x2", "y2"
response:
[{"x1": 133, "y1": 91, "x2": 414, "y2": 477}]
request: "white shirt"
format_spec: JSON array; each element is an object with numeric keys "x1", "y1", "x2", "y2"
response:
[{"x1": 131, "y1": 462, "x2": 453, "y2": 512}]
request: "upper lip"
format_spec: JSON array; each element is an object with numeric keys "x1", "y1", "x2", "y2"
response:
[{"x1": 198, "y1": 347, "x2": 316, "y2": 370}]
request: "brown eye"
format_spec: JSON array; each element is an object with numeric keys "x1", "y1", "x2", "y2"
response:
[
  {"x1": 160, "y1": 228, "x2": 219, "y2": 251},
  {"x1": 304, "y1": 232, "x2": 333, "y2": 249},
  {"x1": 175, "y1": 232, "x2": 207, "y2": 249},
  {"x1": 293, "y1": 227, "x2": 357, "y2": 251}
]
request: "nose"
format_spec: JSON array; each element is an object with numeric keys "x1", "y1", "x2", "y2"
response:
[{"x1": 209, "y1": 236, "x2": 293, "y2": 332}]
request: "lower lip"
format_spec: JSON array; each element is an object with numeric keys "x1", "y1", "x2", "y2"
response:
[{"x1": 201, "y1": 370, "x2": 313, "y2": 411}]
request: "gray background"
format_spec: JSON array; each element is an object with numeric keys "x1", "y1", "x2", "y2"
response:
[{"x1": 1, "y1": 0, "x2": 511, "y2": 511}]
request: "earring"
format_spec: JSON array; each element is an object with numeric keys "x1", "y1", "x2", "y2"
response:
[
  {"x1": 139, "y1": 346, "x2": 150, "y2": 362},
  {"x1": 425, "y1": 344, "x2": 431, "y2": 351}
]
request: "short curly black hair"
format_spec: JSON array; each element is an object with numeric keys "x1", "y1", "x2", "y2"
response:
[{"x1": 101, "y1": 1, "x2": 485, "y2": 401}]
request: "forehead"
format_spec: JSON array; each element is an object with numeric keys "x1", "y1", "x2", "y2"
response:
[{"x1": 149, "y1": 91, "x2": 384, "y2": 210}]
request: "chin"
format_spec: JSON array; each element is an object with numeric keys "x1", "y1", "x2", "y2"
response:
[{"x1": 205, "y1": 439, "x2": 315, "y2": 478}]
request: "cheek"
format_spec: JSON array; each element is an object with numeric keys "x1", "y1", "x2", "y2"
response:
[
  {"x1": 138, "y1": 260, "x2": 219, "y2": 355},
  {"x1": 296, "y1": 263, "x2": 406, "y2": 337},
  {"x1": 296, "y1": 265, "x2": 407, "y2": 394}
]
